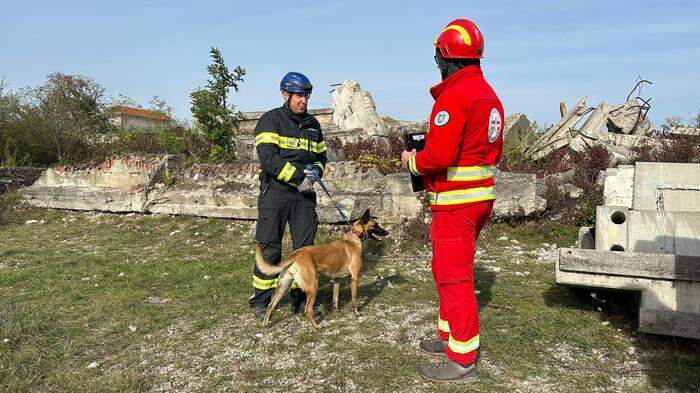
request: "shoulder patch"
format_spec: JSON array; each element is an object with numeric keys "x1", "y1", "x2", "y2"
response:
[
  {"x1": 433, "y1": 111, "x2": 450, "y2": 127},
  {"x1": 488, "y1": 108, "x2": 502, "y2": 143}
]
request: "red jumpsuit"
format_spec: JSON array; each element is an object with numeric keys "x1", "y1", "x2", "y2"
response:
[{"x1": 408, "y1": 65, "x2": 503, "y2": 365}]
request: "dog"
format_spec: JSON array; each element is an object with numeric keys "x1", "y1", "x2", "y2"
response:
[{"x1": 254, "y1": 208, "x2": 389, "y2": 330}]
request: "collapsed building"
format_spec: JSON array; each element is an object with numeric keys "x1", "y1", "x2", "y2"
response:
[{"x1": 525, "y1": 80, "x2": 662, "y2": 163}]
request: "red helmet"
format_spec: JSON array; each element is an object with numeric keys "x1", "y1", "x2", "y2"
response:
[{"x1": 434, "y1": 19, "x2": 484, "y2": 59}]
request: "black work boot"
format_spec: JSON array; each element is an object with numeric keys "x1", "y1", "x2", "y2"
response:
[
  {"x1": 419, "y1": 337, "x2": 447, "y2": 355},
  {"x1": 418, "y1": 359, "x2": 477, "y2": 383},
  {"x1": 252, "y1": 305, "x2": 267, "y2": 321}
]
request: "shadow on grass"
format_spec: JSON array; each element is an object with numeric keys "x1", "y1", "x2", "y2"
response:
[{"x1": 544, "y1": 284, "x2": 700, "y2": 392}]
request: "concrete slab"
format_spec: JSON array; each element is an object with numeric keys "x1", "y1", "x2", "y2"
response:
[
  {"x1": 632, "y1": 162, "x2": 700, "y2": 211},
  {"x1": 526, "y1": 97, "x2": 588, "y2": 161},
  {"x1": 557, "y1": 248, "x2": 700, "y2": 339},
  {"x1": 603, "y1": 165, "x2": 635, "y2": 208}
]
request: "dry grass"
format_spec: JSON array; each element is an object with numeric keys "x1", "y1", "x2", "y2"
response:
[{"x1": 1, "y1": 200, "x2": 698, "y2": 392}]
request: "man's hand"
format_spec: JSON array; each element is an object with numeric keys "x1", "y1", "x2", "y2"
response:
[
  {"x1": 401, "y1": 149, "x2": 417, "y2": 169},
  {"x1": 298, "y1": 166, "x2": 317, "y2": 193}
]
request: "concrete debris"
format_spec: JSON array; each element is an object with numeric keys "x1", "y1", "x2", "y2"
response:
[
  {"x1": 664, "y1": 126, "x2": 700, "y2": 136},
  {"x1": 557, "y1": 162, "x2": 700, "y2": 340},
  {"x1": 525, "y1": 97, "x2": 589, "y2": 161},
  {"x1": 606, "y1": 100, "x2": 653, "y2": 135},
  {"x1": 493, "y1": 171, "x2": 547, "y2": 216},
  {"x1": 19, "y1": 156, "x2": 546, "y2": 224},
  {"x1": 632, "y1": 162, "x2": 700, "y2": 212},
  {"x1": 526, "y1": 81, "x2": 659, "y2": 162},
  {"x1": 503, "y1": 113, "x2": 532, "y2": 140},
  {"x1": 330, "y1": 80, "x2": 389, "y2": 136},
  {"x1": 603, "y1": 165, "x2": 635, "y2": 208}
]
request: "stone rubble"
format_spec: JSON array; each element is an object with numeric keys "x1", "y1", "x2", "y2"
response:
[{"x1": 330, "y1": 80, "x2": 389, "y2": 136}]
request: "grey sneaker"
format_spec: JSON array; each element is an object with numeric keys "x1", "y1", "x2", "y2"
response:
[
  {"x1": 418, "y1": 359, "x2": 477, "y2": 383},
  {"x1": 419, "y1": 337, "x2": 447, "y2": 355}
]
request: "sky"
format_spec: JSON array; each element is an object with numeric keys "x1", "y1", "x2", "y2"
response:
[{"x1": 2, "y1": 0, "x2": 699, "y2": 128}]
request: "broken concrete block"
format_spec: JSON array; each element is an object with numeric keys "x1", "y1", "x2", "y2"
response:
[
  {"x1": 330, "y1": 80, "x2": 388, "y2": 136},
  {"x1": 578, "y1": 102, "x2": 614, "y2": 138},
  {"x1": 503, "y1": 113, "x2": 532, "y2": 140},
  {"x1": 577, "y1": 226, "x2": 595, "y2": 249},
  {"x1": 666, "y1": 126, "x2": 700, "y2": 136},
  {"x1": 493, "y1": 171, "x2": 546, "y2": 217},
  {"x1": 632, "y1": 162, "x2": 700, "y2": 211},
  {"x1": 19, "y1": 156, "x2": 169, "y2": 213},
  {"x1": 526, "y1": 97, "x2": 588, "y2": 160},
  {"x1": 603, "y1": 165, "x2": 635, "y2": 208},
  {"x1": 595, "y1": 206, "x2": 629, "y2": 252},
  {"x1": 606, "y1": 100, "x2": 652, "y2": 135}
]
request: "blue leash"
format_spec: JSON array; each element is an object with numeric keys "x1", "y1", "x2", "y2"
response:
[{"x1": 308, "y1": 167, "x2": 348, "y2": 223}]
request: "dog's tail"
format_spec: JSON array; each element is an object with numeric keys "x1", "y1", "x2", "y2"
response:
[{"x1": 255, "y1": 245, "x2": 296, "y2": 276}]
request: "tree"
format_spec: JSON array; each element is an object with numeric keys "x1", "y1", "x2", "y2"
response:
[
  {"x1": 190, "y1": 47, "x2": 245, "y2": 161},
  {"x1": 30, "y1": 72, "x2": 111, "y2": 163}
]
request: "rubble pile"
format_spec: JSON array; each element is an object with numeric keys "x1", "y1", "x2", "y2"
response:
[{"x1": 525, "y1": 81, "x2": 659, "y2": 163}]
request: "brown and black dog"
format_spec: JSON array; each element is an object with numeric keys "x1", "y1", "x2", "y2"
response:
[{"x1": 255, "y1": 208, "x2": 389, "y2": 330}]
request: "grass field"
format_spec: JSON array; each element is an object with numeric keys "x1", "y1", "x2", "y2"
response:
[{"x1": 1, "y1": 193, "x2": 698, "y2": 392}]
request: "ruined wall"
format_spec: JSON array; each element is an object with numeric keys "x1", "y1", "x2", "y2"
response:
[{"x1": 19, "y1": 155, "x2": 546, "y2": 223}]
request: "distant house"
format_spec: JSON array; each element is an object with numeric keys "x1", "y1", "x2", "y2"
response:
[{"x1": 109, "y1": 106, "x2": 171, "y2": 130}]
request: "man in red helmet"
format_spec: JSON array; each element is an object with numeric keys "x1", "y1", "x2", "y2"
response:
[{"x1": 401, "y1": 18, "x2": 503, "y2": 383}]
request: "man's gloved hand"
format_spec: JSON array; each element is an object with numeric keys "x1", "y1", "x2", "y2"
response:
[
  {"x1": 298, "y1": 166, "x2": 318, "y2": 193},
  {"x1": 304, "y1": 165, "x2": 320, "y2": 179}
]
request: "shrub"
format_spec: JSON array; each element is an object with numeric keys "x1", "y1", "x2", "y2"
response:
[
  {"x1": 629, "y1": 135, "x2": 700, "y2": 164},
  {"x1": 328, "y1": 129, "x2": 405, "y2": 174}
]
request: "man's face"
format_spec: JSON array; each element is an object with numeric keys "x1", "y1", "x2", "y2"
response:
[{"x1": 283, "y1": 91, "x2": 309, "y2": 115}]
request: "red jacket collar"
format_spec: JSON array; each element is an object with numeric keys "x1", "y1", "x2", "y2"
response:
[{"x1": 429, "y1": 65, "x2": 483, "y2": 99}]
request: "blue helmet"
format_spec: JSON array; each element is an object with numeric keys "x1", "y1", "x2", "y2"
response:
[{"x1": 280, "y1": 72, "x2": 313, "y2": 95}]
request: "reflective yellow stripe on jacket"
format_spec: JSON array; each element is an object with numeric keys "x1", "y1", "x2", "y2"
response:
[
  {"x1": 428, "y1": 186, "x2": 495, "y2": 206},
  {"x1": 448, "y1": 334, "x2": 479, "y2": 354},
  {"x1": 445, "y1": 165, "x2": 495, "y2": 182},
  {"x1": 408, "y1": 155, "x2": 422, "y2": 176},
  {"x1": 255, "y1": 132, "x2": 326, "y2": 153},
  {"x1": 277, "y1": 162, "x2": 297, "y2": 183}
]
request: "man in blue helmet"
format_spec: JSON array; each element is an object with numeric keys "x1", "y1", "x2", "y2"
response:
[{"x1": 249, "y1": 72, "x2": 327, "y2": 320}]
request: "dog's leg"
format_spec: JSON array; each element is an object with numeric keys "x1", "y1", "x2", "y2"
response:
[
  {"x1": 350, "y1": 274, "x2": 362, "y2": 317},
  {"x1": 302, "y1": 270, "x2": 320, "y2": 330},
  {"x1": 262, "y1": 271, "x2": 293, "y2": 327},
  {"x1": 332, "y1": 280, "x2": 340, "y2": 311}
]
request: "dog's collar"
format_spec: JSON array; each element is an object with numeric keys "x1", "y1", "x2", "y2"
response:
[{"x1": 350, "y1": 228, "x2": 366, "y2": 240}]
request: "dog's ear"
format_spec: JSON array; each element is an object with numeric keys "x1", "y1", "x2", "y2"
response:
[{"x1": 361, "y1": 208, "x2": 370, "y2": 224}]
